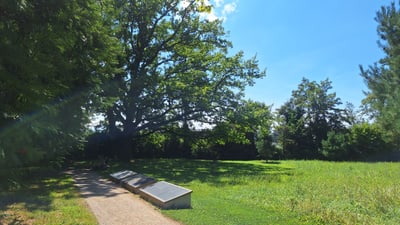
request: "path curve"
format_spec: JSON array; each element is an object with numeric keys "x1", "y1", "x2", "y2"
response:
[{"x1": 69, "y1": 169, "x2": 182, "y2": 225}]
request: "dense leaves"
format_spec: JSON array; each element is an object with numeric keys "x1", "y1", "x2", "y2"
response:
[
  {"x1": 0, "y1": 0, "x2": 120, "y2": 168},
  {"x1": 276, "y1": 78, "x2": 348, "y2": 159},
  {"x1": 206, "y1": 100, "x2": 272, "y2": 159},
  {"x1": 1, "y1": 0, "x2": 265, "y2": 168},
  {"x1": 360, "y1": 2, "x2": 400, "y2": 147},
  {"x1": 102, "y1": 0, "x2": 265, "y2": 158},
  {"x1": 322, "y1": 123, "x2": 390, "y2": 160}
]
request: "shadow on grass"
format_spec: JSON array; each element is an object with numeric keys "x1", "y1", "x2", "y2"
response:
[
  {"x1": 262, "y1": 160, "x2": 282, "y2": 164},
  {"x1": 0, "y1": 170, "x2": 78, "y2": 216},
  {"x1": 106, "y1": 159, "x2": 293, "y2": 187}
]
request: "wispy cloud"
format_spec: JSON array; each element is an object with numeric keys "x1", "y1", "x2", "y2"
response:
[
  {"x1": 222, "y1": 2, "x2": 237, "y2": 15},
  {"x1": 201, "y1": 0, "x2": 238, "y2": 22}
]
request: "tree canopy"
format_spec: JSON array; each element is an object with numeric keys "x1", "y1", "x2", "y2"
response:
[
  {"x1": 360, "y1": 1, "x2": 400, "y2": 147},
  {"x1": 276, "y1": 78, "x2": 347, "y2": 159},
  {"x1": 0, "y1": 0, "x2": 265, "y2": 167},
  {"x1": 2, "y1": 0, "x2": 399, "y2": 173},
  {"x1": 100, "y1": 0, "x2": 265, "y2": 158},
  {"x1": 0, "y1": 0, "x2": 120, "y2": 168}
]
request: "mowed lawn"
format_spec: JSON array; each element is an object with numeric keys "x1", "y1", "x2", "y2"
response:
[{"x1": 109, "y1": 159, "x2": 400, "y2": 225}]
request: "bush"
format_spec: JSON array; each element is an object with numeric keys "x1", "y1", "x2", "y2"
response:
[
  {"x1": 322, "y1": 131, "x2": 350, "y2": 161},
  {"x1": 348, "y1": 123, "x2": 389, "y2": 159},
  {"x1": 322, "y1": 123, "x2": 390, "y2": 161}
]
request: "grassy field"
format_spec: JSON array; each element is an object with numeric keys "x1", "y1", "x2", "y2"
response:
[
  {"x1": 1, "y1": 160, "x2": 398, "y2": 225},
  {"x1": 0, "y1": 169, "x2": 97, "y2": 225},
  {"x1": 107, "y1": 159, "x2": 400, "y2": 225}
]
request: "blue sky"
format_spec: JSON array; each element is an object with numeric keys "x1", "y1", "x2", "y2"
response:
[{"x1": 205, "y1": 0, "x2": 393, "y2": 109}]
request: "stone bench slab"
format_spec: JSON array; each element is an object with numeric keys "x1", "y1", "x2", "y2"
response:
[
  {"x1": 110, "y1": 170, "x2": 138, "y2": 183},
  {"x1": 139, "y1": 181, "x2": 192, "y2": 209}
]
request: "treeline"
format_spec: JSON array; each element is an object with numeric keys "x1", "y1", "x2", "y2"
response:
[
  {"x1": 0, "y1": 0, "x2": 265, "y2": 173},
  {"x1": 84, "y1": 78, "x2": 395, "y2": 162},
  {"x1": 87, "y1": 1, "x2": 400, "y2": 162},
  {"x1": 1, "y1": 0, "x2": 400, "y2": 182}
]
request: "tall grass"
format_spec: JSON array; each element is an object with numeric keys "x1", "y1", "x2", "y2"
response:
[
  {"x1": 108, "y1": 159, "x2": 400, "y2": 225},
  {"x1": 284, "y1": 161, "x2": 400, "y2": 224}
]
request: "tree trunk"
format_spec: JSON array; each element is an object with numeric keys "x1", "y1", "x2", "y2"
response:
[{"x1": 116, "y1": 135, "x2": 133, "y2": 162}]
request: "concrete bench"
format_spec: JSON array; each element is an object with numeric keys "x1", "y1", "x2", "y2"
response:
[
  {"x1": 109, "y1": 170, "x2": 192, "y2": 209},
  {"x1": 121, "y1": 174, "x2": 157, "y2": 194},
  {"x1": 139, "y1": 181, "x2": 192, "y2": 209},
  {"x1": 110, "y1": 170, "x2": 138, "y2": 183}
]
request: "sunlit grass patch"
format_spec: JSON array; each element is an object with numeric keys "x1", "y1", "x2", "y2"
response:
[
  {"x1": 107, "y1": 159, "x2": 400, "y2": 225},
  {"x1": 0, "y1": 170, "x2": 97, "y2": 225}
]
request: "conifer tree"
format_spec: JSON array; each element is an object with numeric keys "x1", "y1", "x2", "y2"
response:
[{"x1": 360, "y1": 2, "x2": 400, "y2": 147}]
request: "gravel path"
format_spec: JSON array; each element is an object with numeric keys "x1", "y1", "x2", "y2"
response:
[{"x1": 70, "y1": 169, "x2": 182, "y2": 225}]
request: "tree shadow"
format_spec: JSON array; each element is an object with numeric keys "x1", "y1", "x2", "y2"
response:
[
  {"x1": 106, "y1": 159, "x2": 293, "y2": 187},
  {"x1": 0, "y1": 170, "x2": 78, "y2": 215},
  {"x1": 70, "y1": 169, "x2": 130, "y2": 198},
  {"x1": 262, "y1": 160, "x2": 282, "y2": 164}
]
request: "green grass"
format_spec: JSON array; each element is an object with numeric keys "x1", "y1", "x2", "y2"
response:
[
  {"x1": 107, "y1": 159, "x2": 400, "y2": 225},
  {"x1": 0, "y1": 169, "x2": 97, "y2": 225}
]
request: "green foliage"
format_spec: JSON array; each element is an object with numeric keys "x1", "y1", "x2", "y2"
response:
[
  {"x1": 348, "y1": 123, "x2": 389, "y2": 159},
  {"x1": 214, "y1": 100, "x2": 272, "y2": 144},
  {"x1": 0, "y1": 0, "x2": 119, "y2": 118},
  {"x1": 0, "y1": 95, "x2": 91, "y2": 170},
  {"x1": 188, "y1": 100, "x2": 272, "y2": 159},
  {"x1": 102, "y1": 0, "x2": 265, "y2": 157},
  {"x1": 134, "y1": 132, "x2": 170, "y2": 157},
  {"x1": 1, "y1": 0, "x2": 265, "y2": 164},
  {"x1": 276, "y1": 78, "x2": 348, "y2": 159},
  {"x1": 0, "y1": 0, "x2": 121, "y2": 172},
  {"x1": 360, "y1": 2, "x2": 400, "y2": 147},
  {"x1": 255, "y1": 131, "x2": 278, "y2": 160},
  {"x1": 322, "y1": 123, "x2": 390, "y2": 160},
  {"x1": 322, "y1": 131, "x2": 351, "y2": 160}
]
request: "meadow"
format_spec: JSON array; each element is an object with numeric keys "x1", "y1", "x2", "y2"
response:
[
  {"x1": 108, "y1": 159, "x2": 400, "y2": 225},
  {"x1": 1, "y1": 159, "x2": 399, "y2": 225}
]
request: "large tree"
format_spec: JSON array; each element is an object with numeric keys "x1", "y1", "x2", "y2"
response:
[
  {"x1": 0, "y1": 0, "x2": 120, "y2": 168},
  {"x1": 276, "y1": 78, "x2": 348, "y2": 159},
  {"x1": 103, "y1": 0, "x2": 265, "y2": 158},
  {"x1": 360, "y1": 2, "x2": 400, "y2": 147}
]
